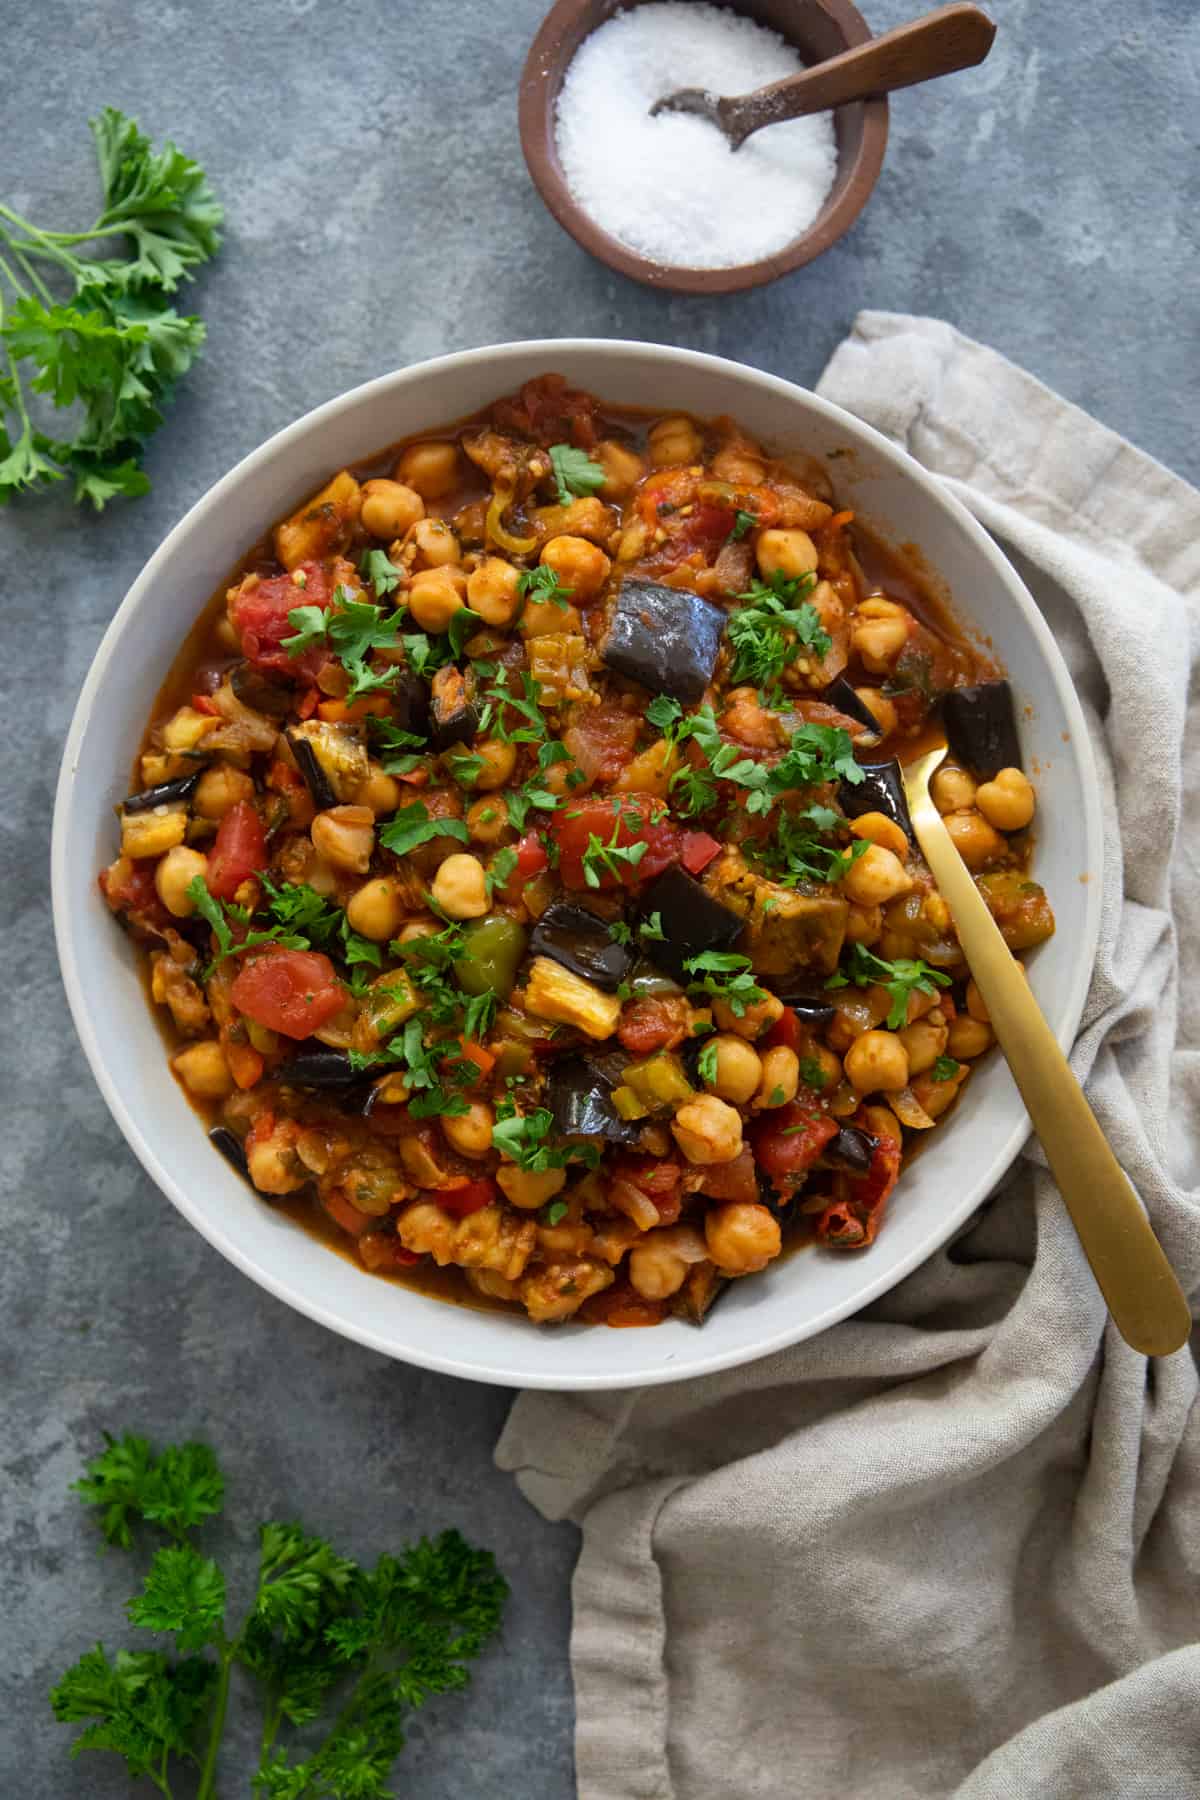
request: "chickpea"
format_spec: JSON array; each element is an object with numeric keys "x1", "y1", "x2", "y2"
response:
[
  {"x1": 647, "y1": 415, "x2": 702, "y2": 468},
  {"x1": 843, "y1": 843, "x2": 913, "y2": 906},
  {"x1": 345, "y1": 877, "x2": 406, "y2": 942},
  {"x1": 711, "y1": 442, "x2": 766, "y2": 485},
  {"x1": 975, "y1": 767, "x2": 1035, "y2": 833},
  {"x1": 704, "y1": 1034, "x2": 762, "y2": 1104},
  {"x1": 594, "y1": 438, "x2": 645, "y2": 498},
  {"x1": 172, "y1": 1039, "x2": 233, "y2": 1099},
  {"x1": 849, "y1": 811, "x2": 910, "y2": 860},
  {"x1": 394, "y1": 440, "x2": 460, "y2": 499},
  {"x1": 311, "y1": 805, "x2": 374, "y2": 875},
  {"x1": 804, "y1": 1043, "x2": 844, "y2": 1091},
  {"x1": 407, "y1": 565, "x2": 467, "y2": 632},
  {"x1": 844, "y1": 901, "x2": 883, "y2": 946},
  {"x1": 246, "y1": 1127, "x2": 306, "y2": 1195},
  {"x1": 671, "y1": 1094, "x2": 743, "y2": 1165},
  {"x1": 914, "y1": 1075, "x2": 962, "y2": 1119},
  {"x1": 360, "y1": 478, "x2": 424, "y2": 539},
  {"x1": 555, "y1": 497, "x2": 614, "y2": 541},
  {"x1": 466, "y1": 556, "x2": 521, "y2": 627},
  {"x1": 469, "y1": 739, "x2": 518, "y2": 792},
  {"x1": 898, "y1": 1013, "x2": 948, "y2": 1076},
  {"x1": 712, "y1": 991, "x2": 784, "y2": 1040},
  {"x1": 705, "y1": 1202, "x2": 781, "y2": 1276},
  {"x1": 497, "y1": 1163, "x2": 567, "y2": 1210},
  {"x1": 856, "y1": 688, "x2": 898, "y2": 737},
  {"x1": 408, "y1": 516, "x2": 461, "y2": 568},
  {"x1": 756, "y1": 527, "x2": 818, "y2": 581},
  {"x1": 353, "y1": 763, "x2": 402, "y2": 816},
  {"x1": 430, "y1": 852, "x2": 488, "y2": 919},
  {"x1": 540, "y1": 533, "x2": 611, "y2": 599},
  {"x1": 844, "y1": 1029, "x2": 910, "y2": 1094},
  {"x1": 193, "y1": 765, "x2": 255, "y2": 821},
  {"x1": 943, "y1": 809, "x2": 1006, "y2": 869},
  {"x1": 154, "y1": 845, "x2": 208, "y2": 918},
  {"x1": 947, "y1": 1015, "x2": 994, "y2": 1060},
  {"x1": 931, "y1": 764, "x2": 978, "y2": 815},
  {"x1": 628, "y1": 1236, "x2": 689, "y2": 1301},
  {"x1": 852, "y1": 597, "x2": 910, "y2": 672},
  {"x1": 466, "y1": 796, "x2": 511, "y2": 846},
  {"x1": 755, "y1": 1045, "x2": 799, "y2": 1109},
  {"x1": 521, "y1": 594, "x2": 582, "y2": 638},
  {"x1": 441, "y1": 1100, "x2": 495, "y2": 1159}
]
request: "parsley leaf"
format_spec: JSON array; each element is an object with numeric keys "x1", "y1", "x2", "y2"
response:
[
  {"x1": 825, "y1": 943, "x2": 952, "y2": 1029},
  {"x1": 72, "y1": 1433, "x2": 224, "y2": 1549},
  {"x1": 518, "y1": 564, "x2": 573, "y2": 607},
  {"x1": 682, "y1": 951, "x2": 767, "y2": 1018},
  {"x1": 581, "y1": 823, "x2": 648, "y2": 889},
  {"x1": 548, "y1": 442, "x2": 606, "y2": 506},
  {"x1": 283, "y1": 586, "x2": 405, "y2": 701},
  {"x1": 933, "y1": 1055, "x2": 962, "y2": 1083},
  {"x1": 367, "y1": 714, "x2": 428, "y2": 775},
  {"x1": 697, "y1": 1039, "x2": 719, "y2": 1085},
  {"x1": 359, "y1": 547, "x2": 404, "y2": 596},
  {"x1": 486, "y1": 845, "x2": 519, "y2": 900},
  {"x1": 492, "y1": 1100, "x2": 598, "y2": 1172},
  {"x1": 728, "y1": 572, "x2": 831, "y2": 695},
  {"x1": 798, "y1": 1056, "x2": 828, "y2": 1091},
  {"x1": 126, "y1": 1545, "x2": 226, "y2": 1653},
  {"x1": 730, "y1": 507, "x2": 758, "y2": 540},
  {"x1": 379, "y1": 802, "x2": 470, "y2": 859}
]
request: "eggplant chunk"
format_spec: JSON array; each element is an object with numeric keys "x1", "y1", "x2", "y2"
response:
[
  {"x1": 391, "y1": 669, "x2": 431, "y2": 740},
  {"x1": 530, "y1": 902, "x2": 633, "y2": 993},
  {"x1": 209, "y1": 1126, "x2": 250, "y2": 1180},
  {"x1": 839, "y1": 759, "x2": 914, "y2": 844},
  {"x1": 231, "y1": 662, "x2": 294, "y2": 719},
  {"x1": 602, "y1": 578, "x2": 726, "y2": 705},
  {"x1": 706, "y1": 853, "x2": 847, "y2": 979},
  {"x1": 764, "y1": 987, "x2": 837, "y2": 1028},
  {"x1": 942, "y1": 680, "x2": 1022, "y2": 780},
  {"x1": 546, "y1": 1055, "x2": 642, "y2": 1146},
  {"x1": 285, "y1": 728, "x2": 337, "y2": 811},
  {"x1": 278, "y1": 1048, "x2": 363, "y2": 1088},
  {"x1": 430, "y1": 664, "x2": 479, "y2": 750},
  {"x1": 671, "y1": 1260, "x2": 729, "y2": 1326},
  {"x1": 822, "y1": 675, "x2": 885, "y2": 736},
  {"x1": 122, "y1": 771, "x2": 202, "y2": 814},
  {"x1": 637, "y1": 865, "x2": 744, "y2": 983}
]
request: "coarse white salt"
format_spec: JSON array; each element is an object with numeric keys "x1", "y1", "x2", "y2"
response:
[{"x1": 555, "y1": 3, "x2": 838, "y2": 270}]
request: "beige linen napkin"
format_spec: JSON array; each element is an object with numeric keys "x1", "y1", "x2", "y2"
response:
[{"x1": 497, "y1": 314, "x2": 1200, "y2": 1800}]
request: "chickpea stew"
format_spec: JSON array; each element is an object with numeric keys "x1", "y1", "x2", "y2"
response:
[{"x1": 100, "y1": 374, "x2": 1055, "y2": 1328}]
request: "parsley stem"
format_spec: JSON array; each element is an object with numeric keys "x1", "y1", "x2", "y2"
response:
[{"x1": 195, "y1": 1646, "x2": 234, "y2": 1800}]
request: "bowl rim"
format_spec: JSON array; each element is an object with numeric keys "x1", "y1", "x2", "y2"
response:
[
  {"x1": 518, "y1": 0, "x2": 889, "y2": 295},
  {"x1": 52, "y1": 337, "x2": 1104, "y2": 1389}
]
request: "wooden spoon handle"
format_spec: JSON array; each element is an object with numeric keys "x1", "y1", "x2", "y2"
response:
[
  {"x1": 723, "y1": 4, "x2": 997, "y2": 146},
  {"x1": 906, "y1": 778, "x2": 1191, "y2": 1357}
]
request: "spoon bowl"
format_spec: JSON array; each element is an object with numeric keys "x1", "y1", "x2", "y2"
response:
[{"x1": 519, "y1": 0, "x2": 888, "y2": 295}]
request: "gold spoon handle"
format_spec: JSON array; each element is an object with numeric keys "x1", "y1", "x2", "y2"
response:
[{"x1": 907, "y1": 779, "x2": 1191, "y2": 1356}]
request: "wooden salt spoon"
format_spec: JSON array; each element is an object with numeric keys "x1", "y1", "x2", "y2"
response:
[
  {"x1": 903, "y1": 747, "x2": 1191, "y2": 1357},
  {"x1": 652, "y1": 3, "x2": 996, "y2": 150}
]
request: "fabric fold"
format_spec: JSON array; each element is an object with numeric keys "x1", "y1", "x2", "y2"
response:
[{"x1": 496, "y1": 315, "x2": 1200, "y2": 1800}]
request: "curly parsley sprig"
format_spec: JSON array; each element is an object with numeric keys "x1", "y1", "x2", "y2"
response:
[{"x1": 50, "y1": 1431, "x2": 506, "y2": 1800}]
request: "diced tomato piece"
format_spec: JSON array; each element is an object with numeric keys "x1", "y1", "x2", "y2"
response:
[
  {"x1": 817, "y1": 1131, "x2": 902, "y2": 1249},
  {"x1": 191, "y1": 693, "x2": 219, "y2": 716},
  {"x1": 206, "y1": 801, "x2": 268, "y2": 901},
  {"x1": 617, "y1": 995, "x2": 690, "y2": 1056},
  {"x1": 323, "y1": 1189, "x2": 377, "y2": 1237},
  {"x1": 517, "y1": 832, "x2": 548, "y2": 878},
  {"x1": 230, "y1": 946, "x2": 345, "y2": 1040},
  {"x1": 750, "y1": 1104, "x2": 838, "y2": 1181},
  {"x1": 99, "y1": 860, "x2": 170, "y2": 931},
  {"x1": 638, "y1": 821, "x2": 684, "y2": 882},
  {"x1": 436, "y1": 1177, "x2": 497, "y2": 1219},
  {"x1": 693, "y1": 1145, "x2": 759, "y2": 1205},
  {"x1": 679, "y1": 831, "x2": 721, "y2": 875},
  {"x1": 492, "y1": 373, "x2": 600, "y2": 449},
  {"x1": 231, "y1": 563, "x2": 332, "y2": 679},
  {"x1": 358, "y1": 1231, "x2": 421, "y2": 1272},
  {"x1": 552, "y1": 798, "x2": 669, "y2": 890},
  {"x1": 762, "y1": 1006, "x2": 801, "y2": 1053},
  {"x1": 611, "y1": 1154, "x2": 682, "y2": 1222}
]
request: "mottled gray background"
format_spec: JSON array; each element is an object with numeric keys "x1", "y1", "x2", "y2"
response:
[{"x1": 3, "y1": 0, "x2": 1197, "y2": 1791}]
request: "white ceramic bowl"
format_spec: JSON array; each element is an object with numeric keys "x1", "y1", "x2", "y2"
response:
[{"x1": 53, "y1": 340, "x2": 1103, "y2": 1390}]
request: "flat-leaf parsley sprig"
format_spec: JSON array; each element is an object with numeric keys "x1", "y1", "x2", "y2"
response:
[
  {"x1": 0, "y1": 107, "x2": 222, "y2": 508},
  {"x1": 50, "y1": 1430, "x2": 507, "y2": 1800}
]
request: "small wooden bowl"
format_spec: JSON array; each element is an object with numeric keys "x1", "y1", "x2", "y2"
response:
[{"x1": 519, "y1": 0, "x2": 889, "y2": 295}]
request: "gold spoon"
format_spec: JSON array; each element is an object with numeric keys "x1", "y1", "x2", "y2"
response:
[{"x1": 903, "y1": 747, "x2": 1191, "y2": 1356}]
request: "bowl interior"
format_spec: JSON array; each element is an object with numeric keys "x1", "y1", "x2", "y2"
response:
[
  {"x1": 519, "y1": 0, "x2": 888, "y2": 294},
  {"x1": 53, "y1": 340, "x2": 1103, "y2": 1390}
]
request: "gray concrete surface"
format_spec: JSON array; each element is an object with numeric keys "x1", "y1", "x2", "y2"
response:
[{"x1": 3, "y1": 0, "x2": 1197, "y2": 1792}]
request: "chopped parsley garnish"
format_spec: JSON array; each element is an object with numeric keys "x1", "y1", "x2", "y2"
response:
[
  {"x1": 448, "y1": 606, "x2": 486, "y2": 657},
  {"x1": 503, "y1": 739, "x2": 569, "y2": 831},
  {"x1": 607, "y1": 921, "x2": 633, "y2": 947},
  {"x1": 648, "y1": 697, "x2": 862, "y2": 822},
  {"x1": 347, "y1": 1016, "x2": 472, "y2": 1117},
  {"x1": 581, "y1": 822, "x2": 648, "y2": 889},
  {"x1": 749, "y1": 805, "x2": 870, "y2": 888},
  {"x1": 730, "y1": 508, "x2": 758, "y2": 540},
  {"x1": 697, "y1": 1039, "x2": 720, "y2": 1085},
  {"x1": 727, "y1": 571, "x2": 831, "y2": 696},
  {"x1": 639, "y1": 911, "x2": 665, "y2": 943},
  {"x1": 826, "y1": 943, "x2": 952, "y2": 1029},
  {"x1": 359, "y1": 547, "x2": 405, "y2": 596},
  {"x1": 932, "y1": 1055, "x2": 962, "y2": 1083},
  {"x1": 517, "y1": 564, "x2": 573, "y2": 608},
  {"x1": 481, "y1": 669, "x2": 548, "y2": 745},
  {"x1": 548, "y1": 442, "x2": 606, "y2": 507},
  {"x1": 379, "y1": 802, "x2": 470, "y2": 859},
  {"x1": 187, "y1": 876, "x2": 307, "y2": 969},
  {"x1": 541, "y1": 1200, "x2": 569, "y2": 1226},
  {"x1": 445, "y1": 750, "x2": 485, "y2": 789},
  {"x1": 798, "y1": 1056, "x2": 828, "y2": 1091},
  {"x1": 284, "y1": 586, "x2": 405, "y2": 700},
  {"x1": 682, "y1": 950, "x2": 767, "y2": 1018},
  {"x1": 486, "y1": 846, "x2": 519, "y2": 900},
  {"x1": 492, "y1": 1100, "x2": 599, "y2": 1172},
  {"x1": 367, "y1": 715, "x2": 427, "y2": 776}
]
